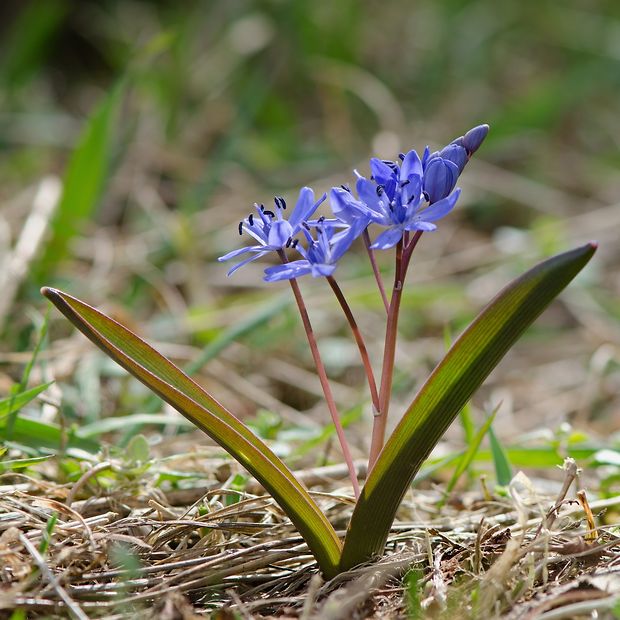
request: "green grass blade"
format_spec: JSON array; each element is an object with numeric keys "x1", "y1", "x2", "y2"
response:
[
  {"x1": 438, "y1": 405, "x2": 499, "y2": 509},
  {"x1": 0, "y1": 383, "x2": 53, "y2": 418},
  {"x1": 488, "y1": 425, "x2": 513, "y2": 486},
  {"x1": 0, "y1": 455, "x2": 52, "y2": 473},
  {"x1": 35, "y1": 80, "x2": 125, "y2": 281},
  {"x1": 340, "y1": 242, "x2": 596, "y2": 570},
  {"x1": 6, "y1": 311, "x2": 49, "y2": 437},
  {"x1": 184, "y1": 294, "x2": 290, "y2": 375},
  {"x1": 0, "y1": 0, "x2": 68, "y2": 90},
  {"x1": 41, "y1": 287, "x2": 342, "y2": 576},
  {"x1": 0, "y1": 415, "x2": 100, "y2": 454}
]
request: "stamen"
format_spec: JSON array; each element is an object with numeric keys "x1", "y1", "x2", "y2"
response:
[
  {"x1": 263, "y1": 210, "x2": 275, "y2": 218},
  {"x1": 398, "y1": 153, "x2": 405, "y2": 161},
  {"x1": 318, "y1": 216, "x2": 325, "y2": 223},
  {"x1": 259, "y1": 203, "x2": 265, "y2": 211},
  {"x1": 423, "y1": 191, "x2": 430, "y2": 202},
  {"x1": 285, "y1": 238, "x2": 292, "y2": 248},
  {"x1": 238, "y1": 221, "x2": 243, "y2": 235},
  {"x1": 248, "y1": 214, "x2": 254, "y2": 226},
  {"x1": 340, "y1": 184, "x2": 351, "y2": 193},
  {"x1": 291, "y1": 239, "x2": 299, "y2": 248},
  {"x1": 302, "y1": 222, "x2": 311, "y2": 230},
  {"x1": 274, "y1": 196, "x2": 287, "y2": 210},
  {"x1": 376, "y1": 186, "x2": 384, "y2": 196}
]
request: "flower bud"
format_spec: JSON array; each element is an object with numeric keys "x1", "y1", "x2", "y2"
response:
[
  {"x1": 423, "y1": 157, "x2": 459, "y2": 204},
  {"x1": 437, "y1": 144, "x2": 468, "y2": 174},
  {"x1": 462, "y1": 124, "x2": 489, "y2": 154}
]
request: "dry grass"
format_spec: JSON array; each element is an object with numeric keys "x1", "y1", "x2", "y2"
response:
[{"x1": 1, "y1": 455, "x2": 620, "y2": 619}]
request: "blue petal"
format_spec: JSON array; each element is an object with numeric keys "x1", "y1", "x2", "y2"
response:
[
  {"x1": 418, "y1": 188, "x2": 460, "y2": 221},
  {"x1": 330, "y1": 187, "x2": 370, "y2": 224},
  {"x1": 370, "y1": 158, "x2": 396, "y2": 186},
  {"x1": 400, "y1": 150, "x2": 422, "y2": 180},
  {"x1": 218, "y1": 245, "x2": 263, "y2": 262},
  {"x1": 268, "y1": 220, "x2": 294, "y2": 247},
  {"x1": 370, "y1": 227, "x2": 404, "y2": 250},
  {"x1": 227, "y1": 250, "x2": 268, "y2": 275},
  {"x1": 263, "y1": 260, "x2": 312, "y2": 282},
  {"x1": 354, "y1": 178, "x2": 388, "y2": 221},
  {"x1": 408, "y1": 221, "x2": 437, "y2": 232},
  {"x1": 401, "y1": 175, "x2": 423, "y2": 214},
  {"x1": 331, "y1": 219, "x2": 366, "y2": 261},
  {"x1": 311, "y1": 263, "x2": 337, "y2": 277},
  {"x1": 289, "y1": 187, "x2": 324, "y2": 229}
]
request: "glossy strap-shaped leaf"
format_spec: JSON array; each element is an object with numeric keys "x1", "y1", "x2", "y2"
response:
[
  {"x1": 340, "y1": 242, "x2": 596, "y2": 570},
  {"x1": 42, "y1": 287, "x2": 342, "y2": 577}
]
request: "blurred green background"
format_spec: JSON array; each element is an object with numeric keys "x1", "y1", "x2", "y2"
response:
[{"x1": 1, "y1": 0, "x2": 619, "y2": 453}]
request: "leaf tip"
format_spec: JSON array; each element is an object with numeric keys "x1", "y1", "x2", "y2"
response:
[{"x1": 40, "y1": 286, "x2": 57, "y2": 300}]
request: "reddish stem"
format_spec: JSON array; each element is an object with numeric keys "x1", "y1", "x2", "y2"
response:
[
  {"x1": 278, "y1": 252, "x2": 360, "y2": 497},
  {"x1": 327, "y1": 275, "x2": 380, "y2": 414},
  {"x1": 367, "y1": 231, "x2": 423, "y2": 470},
  {"x1": 363, "y1": 229, "x2": 389, "y2": 313}
]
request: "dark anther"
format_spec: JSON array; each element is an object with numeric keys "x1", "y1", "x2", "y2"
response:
[
  {"x1": 285, "y1": 237, "x2": 292, "y2": 248},
  {"x1": 259, "y1": 203, "x2": 265, "y2": 211},
  {"x1": 302, "y1": 222, "x2": 310, "y2": 230},
  {"x1": 423, "y1": 191, "x2": 430, "y2": 202},
  {"x1": 400, "y1": 179, "x2": 410, "y2": 187},
  {"x1": 238, "y1": 221, "x2": 243, "y2": 235},
  {"x1": 248, "y1": 214, "x2": 254, "y2": 226},
  {"x1": 291, "y1": 239, "x2": 299, "y2": 248},
  {"x1": 376, "y1": 186, "x2": 384, "y2": 196},
  {"x1": 318, "y1": 216, "x2": 325, "y2": 223},
  {"x1": 274, "y1": 196, "x2": 287, "y2": 210},
  {"x1": 383, "y1": 160, "x2": 399, "y2": 173},
  {"x1": 340, "y1": 184, "x2": 351, "y2": 193},
  {"x1": 263, "y1": 210, "x2": 275, "y2": 218},
  {"x1": 398, "y1": 153, "x2": 405, "y2": 161}
]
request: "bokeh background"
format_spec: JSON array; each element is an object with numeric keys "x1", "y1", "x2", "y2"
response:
[{"x1": 1, "y1": 0, "x2": 619, "y2": 466}]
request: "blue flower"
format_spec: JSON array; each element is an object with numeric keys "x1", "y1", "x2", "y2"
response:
[
  {"x1": 218, "y1": 187, "x2": 326, "y2": 275},
  {"x1": 353, "y1": 149, "x2": 461, "y2": 250},
  {"x1": 263, "y1": 220, "x2": 366, "y2": 282},
  {"x1": 329, "y1": 186, "x2": 375, "y2": 227}
]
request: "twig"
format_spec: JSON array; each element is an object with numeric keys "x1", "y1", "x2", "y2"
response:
[
  {"x1": 66, "y1": 461, "x2": 113, "y2": 507},
  {"x1": 19, "y1": 532, "x2": 90, "y2": 620},
  {"x1": 535, "y1": 458, "x2": 580, "y2": 537}
]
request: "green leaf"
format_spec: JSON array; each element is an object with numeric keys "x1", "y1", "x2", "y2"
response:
[
  {"x1": 0, "y1": 455, "x2": 52, "y2": 473},
  {"x1": 41, "y1": 287, "x2": 342, "y2": 577},
  {"x1": 340, "y1": 243, "x2": 596, "y2": 571},
  {"x1": 0, "y1": 415, "x2": 100, "y2": 454},
  {"x1": 35, "y1": 80, "x2": 125, "y2": 281},
  {"x1": 488, "y1": 425, "x2": 513, "y2": 486},
  {"x1": 0, "y1": 382, "x2": 52, "y2": 419}
]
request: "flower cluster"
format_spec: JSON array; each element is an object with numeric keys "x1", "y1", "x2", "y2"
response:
[{"x1": 219, "y1": 124, "x2": 489, "y2": 280}]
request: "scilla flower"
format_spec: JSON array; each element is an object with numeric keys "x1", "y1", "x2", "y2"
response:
[
  {"x1": 218, "y1": 187, "x2": 326, "y2": 275},
  {"x1": 263, "y1": 220, "x2": 366, "y2": 281},
  {"x1": 352, "y1": 149, "x2": 461, "y2": 250}
]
